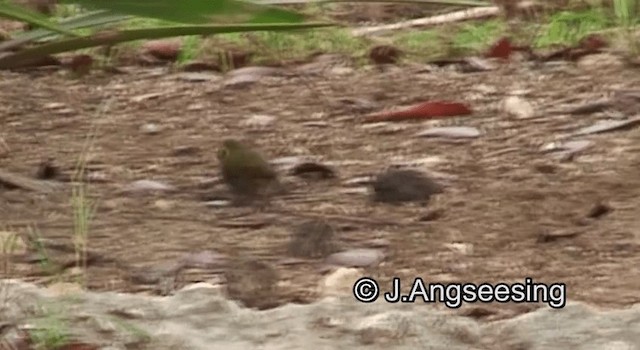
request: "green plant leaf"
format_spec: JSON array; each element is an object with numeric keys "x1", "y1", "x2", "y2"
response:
[
  {"x1": 0, "y1": 10, "x2": 131, "y2": 52},
  {"x1": 0, "y1": 1, "x2": 79, "y2": 36},
  {"x1": 255, "y1": 0, "x2": 488, "y2": 5},
  {"x1": 60, "y1": 0, "x2": 305, "y2": 24}
]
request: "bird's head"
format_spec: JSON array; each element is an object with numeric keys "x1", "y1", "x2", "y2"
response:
[{"x1": 217, "y1": 139, "x2": 244, "y2": 161}]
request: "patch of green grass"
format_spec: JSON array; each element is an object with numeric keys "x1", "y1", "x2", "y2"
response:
[
  {"x1": 54, "y1": 4, "x2": 85, "y2": 19},
  {"x1": 535, "y1": 8, "x2": 611, "y2": 47},
  {"x1": 612, "y1": 0, "x2": 640, "y2": 53},
  {"x1": 195, "y1": 28, "x2": 368, "y2": 65},
  {"x1": 177, "y1": 35, "x2": 201, "y2": 64},
  {"x1": 27, "y1": 226, "x2": 62, "y2": 276},
  {"x1": 249, "y1": 28, "x2": 367, "y2": 59},
  {"x1": 613, "y1": 0, "x2": 639, "y2": 26},
  {"x1": 452, "y1": 19, "x2": 506, "y2": 53},
  {"x1": 30, "y1": 313, "x2": 71, "y2": 350},
  {"x1": 111, "y1": 317, "x2": 152, "y2": 343},
  {"x1": 70, "y1": 101, "x2": 101, "y2": 287},
  {"x1": 394, "y1": 29, "x2": 448, "y2": 59}
]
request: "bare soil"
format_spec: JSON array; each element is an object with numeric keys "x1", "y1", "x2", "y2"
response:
[{"x1": 1, "y1": 58, "x2": 640, "y2": 314}]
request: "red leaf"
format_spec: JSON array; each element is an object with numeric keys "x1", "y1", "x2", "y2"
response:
[
  {"x1": 485, "y1": 37, "x2": 513, "y2": 59},
  {"x1": 363, "y1": 101, "x2": 472, "y2": 123}
]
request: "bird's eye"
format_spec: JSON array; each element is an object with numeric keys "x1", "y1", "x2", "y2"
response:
[{"x1": 217, "y1": 148, "x2": 228, "y2": 161}]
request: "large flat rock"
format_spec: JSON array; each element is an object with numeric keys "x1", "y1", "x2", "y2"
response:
[{"x1": 1, "y1": 280, "x2": 639, "y2": 349}]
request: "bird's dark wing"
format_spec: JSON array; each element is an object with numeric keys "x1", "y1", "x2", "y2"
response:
[{"x1": 228, "y1": 153, "x2": 276, "y2": 179}]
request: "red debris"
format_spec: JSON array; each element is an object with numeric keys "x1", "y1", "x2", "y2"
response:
[
  {"x1": 485, "y1": 37, "x2": 513, "y2": 59},
  {"x1": 363, "y1": 101, "x2": 473, "y2": 123},
  {"x1": 67, "y1": 54, "x2": 93, "y2": 76}
]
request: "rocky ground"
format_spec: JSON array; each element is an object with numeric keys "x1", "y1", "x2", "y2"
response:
[
  {"x1": 1, "y1": 278, "x2": 639, "y2": 349},
  {"x1": 1, "y1": 48, "x2": 640, "y2": 348}
]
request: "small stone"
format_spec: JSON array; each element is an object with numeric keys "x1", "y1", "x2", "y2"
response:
[
  {"x1": 179, "y1": 282, "x2": 218, "y2": 292},
  {"x1": 140, "y1": 123, "x2": 161, "y2": 135},
  {"x1": 44, "y1": 102, "x2": 66, "y2": 110},
  {"x1": 288, "y1": 219, "x2": 339, "y2": 259},
  {"x1": 227, "y1": 66, "x2": 283, "y2": 78},
  {"x1": 153, "y1": 199, "x2": 174, "y2": 210},
  {"x1": 318, "y1": 267, "x2": 362, "y2": 297},
  {"x1": 371, "y1": 169, "x2": 443, "y2": 204},
  {"x1": 533, "y1": 163, "x2": 557, "y2": 174},
  {"x1": 356, "y1": 312, "x2": 412, "y2": 345},
  {"x1": 365, "y1": 238, "x2": 390, "y2": 248},
  {"x1": 415, "y1": 126, "x2": 481, "y2": 139},
  {"x1": 187, "y1": 103, "x2": 204, "y2": 111},
  {"x1": 444, "y1": 242, "x2": 473, "y2": 255},
  {"x1": 586, "y1": 201, "x2": 611, "y2": 219},
  {"x1": 131, "y1": 93, "x2": 163, "y2": 103},
  {"x1": 301, "y1": 121, "x2": 330, "y2": 128},
  {"x1": 172, "y1": 145, "x2": 200, "y2": 156},
  {"x1": 179, "y1": 250, "x2": 227, "y2": 269},
  {"x1": 222, "y1": 67, "x2": 282, "y2": 88},
  {"x1": 289, "y1": 162, "x2": 337, "y2": 180},
  {"x1": 329, "y1": 67, "x2": 354, "y2": 76},
  {"x1": 204, "y1": 200, "x2": 231, "y2": 207},
  {"x1": 87, "y1": 171, "x2": 108, "y2": 182},
  {"x1": 34, "y1": 158, "x2": 58, "y2": 180},
  {"x1": 176, "y1": 72, "x2": 221, "y2": 82},
  {"x1": 124, "y1": 180, "x2": 175, "y2": 193},
  {"x1": 502, "y1": 96, "x2": 535, "y2": 119},
  {"x1": 126, "y1": 261, "x2": 185, "y2": 286},
  {"x1": 241, "y1": 114, "x2": 276, "y2": 128},
  {"x1": 541, "y1": 140, "x2": 593, "y2": 160},
  {"x1": 325, "y1": 248, "x2": 385, "y2": 268},
  {"x1": 344, "y1": 176, "x2": 373, "y2": 186},
  {"x1": 224, "y1": 258, "x2": 279, "y2": 310},
  {"x1": 339, "y1": 187, "x2": 369, "y2": 195}
]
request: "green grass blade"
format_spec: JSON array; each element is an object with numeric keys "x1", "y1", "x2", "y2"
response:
[
  {"x1": 60, "y1": 0, "x2": 306, "y2": 24},
  {"x1": 0, "y1": 1, "x2": 79, "y2": 36},
  {"x1": 255, "y1": 0, "x2": 489, "y2": 5},
  {"x1": 0, "y1": 10, "x2": 131, "y2": 52}
]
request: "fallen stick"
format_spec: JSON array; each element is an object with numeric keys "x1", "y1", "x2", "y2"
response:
[{"x1": 351, "y1": 6, "x2": 499, "y2": 37}]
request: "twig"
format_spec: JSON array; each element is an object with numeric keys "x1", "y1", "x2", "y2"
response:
[{"x1": 351, "y1": 6, "x2": 499, "y2": 37}]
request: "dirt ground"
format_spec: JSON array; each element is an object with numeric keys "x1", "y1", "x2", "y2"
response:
[{"x1": 1, "y1": 56, "x2": 640, "y2": 315}]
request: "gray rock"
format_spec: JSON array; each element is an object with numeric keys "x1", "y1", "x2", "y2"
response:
[
  {"x1": 0, "y1": 280, "x2": 639, "y2": 350},
  {"x1": 371, "y1": 169, "x2": 443, "y2": 204},
  {"x1": 124, "y1": 180, "x2": 175, "y2": 193},
  {"x1": 415, "y1": 126, "x2": 481, "y2": 139},
  {"x1": 288, "y1": 219, "x2": 339, "y2": 259},
  {"x1": 325, "y1": 248, "x2": 385, "y2": 267}
]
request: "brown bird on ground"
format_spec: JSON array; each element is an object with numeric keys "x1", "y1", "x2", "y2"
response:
[{"x1": 217, "y1": 139, "x2": 281, "y2": 205}]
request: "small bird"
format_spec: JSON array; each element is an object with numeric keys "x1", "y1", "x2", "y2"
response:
[{"x1": 217, "y1": 139, "x2": 281, "y2": 205}]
